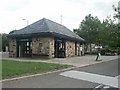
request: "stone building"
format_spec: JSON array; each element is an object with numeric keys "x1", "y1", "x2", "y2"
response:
[{"x1": 8, "y1": 18, "x2": 85, "y2": 58}]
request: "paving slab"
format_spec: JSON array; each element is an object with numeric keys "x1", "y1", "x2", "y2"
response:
[
  {"x1": 47, "y1": 55, "x2": 118, "y2": 67},
  {"x1": 1, "y1": 52, "x2": 118, "y2": 67}
]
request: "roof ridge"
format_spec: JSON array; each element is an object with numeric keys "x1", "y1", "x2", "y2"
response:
[
  {"x1": 41, "y1": 18, "x2": 50, "y2": 31},
  {"x1": 44, "y1": 18, "x2": 68, "y2": 28},
  {"x1": 8, "y1": 18, "x2": 85, "y2": 42}
]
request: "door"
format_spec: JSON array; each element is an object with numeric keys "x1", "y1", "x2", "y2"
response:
[
  {"x1": 75, "y1": 42, "x2": 77, "y2": 55},
  {"x1": 22, "y1": 41, "x2": 31, "y2": 57},
  {"x1": 17, "y1": 39, "x2": 32, "y2": 57},
  {"x1": 54, "y1": 38, "x2": 66, "y2": 58}
]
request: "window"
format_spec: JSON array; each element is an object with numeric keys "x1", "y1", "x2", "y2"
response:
[
  {"x1": 27, "y1": 47, "x2": 29, "y2": 50},
  {"x1": 27, "y1": 42, "x2": 29, "y2": 46}
]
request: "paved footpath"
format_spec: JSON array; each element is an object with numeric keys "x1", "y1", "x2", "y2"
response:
[
  {"x1": 47, "y1": 55, "x2": 118, "y2": 67},
  {"x1": 2, "y1": 54, "x2": 118, "y2": 67}
]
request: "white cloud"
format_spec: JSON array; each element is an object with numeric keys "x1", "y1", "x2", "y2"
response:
[{"x1": 0, "y1": 0, "x2": 119, "y2": 33}]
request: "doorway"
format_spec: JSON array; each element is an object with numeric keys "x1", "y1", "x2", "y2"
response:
[
  {"x1": 17, "y1": 39, "x2": 32, "y2": 57},
  {"x1": 54, "y1": 38, "x2": 66, "y2": 58},
  {"x1": 75, "y1": 42, "x2": 77, "y2": 55}
]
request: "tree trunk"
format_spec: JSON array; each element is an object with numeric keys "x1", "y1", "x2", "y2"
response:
[{"x1": 90, "y1": 44, "x2": 92, "y2": 54}]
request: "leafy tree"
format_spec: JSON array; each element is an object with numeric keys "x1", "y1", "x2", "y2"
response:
[
  {"x1": 113, "y1": 1, "x2": 120, "y2": 47},
  {"x1": 112, "y1": 1, "x2": 120, "y2": 20},
  {"x1": 2, "y1": 33, "x2": 9, "y2": 52},
  {"x1": 101, "y1": 16, "x2": 118, "y2": 47},
  {"x1": 76, "y1": 14, "x2": 118, "y2": 54},
  {"x1": 77, "y1": 14, "x2": 101, "y2": 53}
]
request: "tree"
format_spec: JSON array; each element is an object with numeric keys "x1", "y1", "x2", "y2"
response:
[
  {"x1": 101, "y1": 16, "x2": 118, "y2": 47},
  {"x1": 77, "y1": 14, "x2": 101, "y2": 53},
  {"x1": 2, "y1": 33, "x2": 9, "y2": 52},
  {"x1": 112, "y1": 1, "x2": 120, "y2": 22},
  {"x1": 76, "y1": 14, "x2": 118, "y2": 54},
  {"x1": 113, "y1": 1, "x2": 120, "y2": 47}
]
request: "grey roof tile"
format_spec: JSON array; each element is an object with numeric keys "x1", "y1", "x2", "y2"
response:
[{"x1": 9, "y1": 18, "x2": 85, "y2": 41}]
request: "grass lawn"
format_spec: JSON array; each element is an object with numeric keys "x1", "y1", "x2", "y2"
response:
[{"x1": 2, "y1": 60, "x2": 72, "y2": 79}]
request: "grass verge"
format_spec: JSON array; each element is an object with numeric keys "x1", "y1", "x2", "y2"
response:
[{"x1": 2, "y1": 60, "x2": 72, "y2": 79}]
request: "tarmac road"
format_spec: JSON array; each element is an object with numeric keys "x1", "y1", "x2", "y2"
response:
[{"x1": 2, "y1": 58, "x2": 119, "y2": 88}]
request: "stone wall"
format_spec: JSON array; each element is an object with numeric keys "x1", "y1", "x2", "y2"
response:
[
  {"x1": 9, "y1": 37, "x2": 84, "y2": 58},
  {"x1": 81, "y1": 44, "x2": 85, "y2": 55},
  {"x1": 76, "y1": 43, "x2": 80, "y2": 56},
  {"x1": 32, "y1": 37, "x2": 54, "y2": 58},
  {"x1": 65, "y1": 41, "x2": 83, "y2": 57},
  {"x1": 66, "y1": 41, "x2": 75, "y2": 57},
  {"x1": 9, "y1": 38, "x2": 17, "y2": 57},
  {"x1": 49, "y1": 38, "x2": 54, "y2": 58}
]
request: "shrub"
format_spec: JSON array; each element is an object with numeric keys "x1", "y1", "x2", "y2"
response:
[
  {"x1": 100, "y1": 47, "x2": 118, "y2": 55},
  {"x1": 117, "y1": 47, "x2": 120, "y2": 55}
]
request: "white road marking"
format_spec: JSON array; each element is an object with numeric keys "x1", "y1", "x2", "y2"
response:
[
  {"x1": 115, "y1": 75, "x2": 120, "y2": 88},
  {"x1": 94, "y1": 84, "x2": 104, "y2": 89},
  {"x1": 60, "y1": 70, "x2": 118, "y2": 88},
  {"x1": 103, "y1": 85, "x2": 110, "y2": 88}
]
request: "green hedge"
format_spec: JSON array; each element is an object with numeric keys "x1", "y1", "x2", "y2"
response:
[
  {"x1": 118, "y1": 47, "x2": 120, "y2": 55},
  {"x1": 101, "y1": 47, "x2": 119, "y2": 55}
]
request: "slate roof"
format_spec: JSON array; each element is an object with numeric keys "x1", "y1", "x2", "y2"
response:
[{"x1": 9, "y1": 18, "x2": 85, "y2": 42}]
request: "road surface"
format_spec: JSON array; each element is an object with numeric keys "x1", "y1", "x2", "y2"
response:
[{"x1": 2, "y1": 58, "x2": 119, "y2": 89}]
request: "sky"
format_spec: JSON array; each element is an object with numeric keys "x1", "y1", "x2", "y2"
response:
[{"x1": 0, "y1": 0, "x2": 119, "y2": 34}]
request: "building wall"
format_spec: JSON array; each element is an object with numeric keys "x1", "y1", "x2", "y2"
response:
[
  {"x1": 82, "y1": 44, "x2": 85, "y2": 55},
  {"x1": 80, "y1": 43, "x2": 85, "y2": 56},
  {"x1": 9, "y1": 37, "x2": 84, "y2": 58},
  {"x1": 32, "y1": 37, "x2": 54, "y2": 58},
  {"x1": 65, "y1": 41, "x2": 84, "y2": 57},
  {"x1": 76, "y1": 43, "x2": 80, "y2": 56},
  {"x1": 49, "y1": 38, "x2": 54, "y2": 58},
  {"x1": 9, "y1": 38, "x2": 17, "y2": 57},
  {"x1": 66, "y1": 41, "x2": 75, "y2": 57}
]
